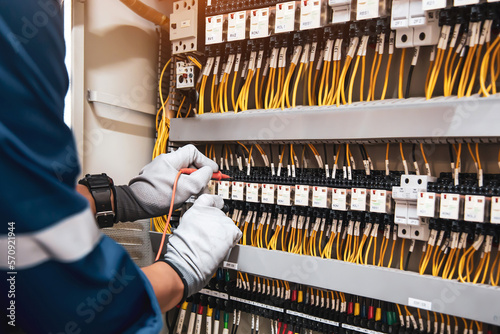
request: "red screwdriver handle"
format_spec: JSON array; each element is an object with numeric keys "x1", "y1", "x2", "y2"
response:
[{"x1": 179, "y1": 168, "x2": 231, "y2": 181}]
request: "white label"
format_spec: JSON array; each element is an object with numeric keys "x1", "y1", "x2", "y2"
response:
[
  {"x1": 491, "y1": 197, "x2": 500, "y2": 224},
  {"x1": 294, "y1": 185, "x2": 310, "y2": 206},
  {"x1": 370, "y1": 189, "x2": 389, "y2": 213},
  {"x1": 417, "y1": 192, "x2": 436, "y2": 217},
  {"x1": 439, "y1": 194, "x2": 460, "y2": 220},
  {"x1": 250, "y1": 8, "x2": 270, "y2": 39},
  {"x1": 206, "y1": 15, "x2": 225, "y2": 45},
  {"x1": 246, "y1": 183, "x2": 260, "y2": 203},
  {"x1": 351, "y1": 188, "x2": 368, "y2": 211},
  {"x1": 332, "y1": 188, "x2": 349, "y2": 211},
  {"x1": 275, "y1": 1, "x2": 296, "y2": 33},
  {"x1": 391, "y1": 0, "x2": 409, "y2": 29},
  {"x1": 422, "y1": 0, "x2": 446, "y2": 10},
  {"x1": 231, "y1": 182, "x2": 245, "y2": 201},
  {"x1": 313, "y1": 187, "x2": 329, "y2": 208},
  {"x1": 207, "y1": 180, "x2": 217, "y2": 195},
  {"x1": 286, "y1": 310, "x2": 339, "y2": 327},
  {"x1": 223, "y1": 261, "x2": 238, "y2": 270},
  {"x1": 218, "y1": 181, "x2": 231, "y2": 200},
  {"x1": 262, "y1": 184, "x2": 276, "y2": 204},
  {"x1": 408, "y1": 298, "x2": 432, "y2": 311},
  {"x1": 356, "y1": 0, "x2": 379, "y2": 20},
  {"x1": 332, "y1": 4, "x2": 351, "y2": 23},
  {"x1": 464, "y1": 195, "x2": 486, "y2": 223},
  {"x1": 300, "y1": 0, "x2": 322, "y2": 30},
  {"x1": 228, "y1": 11, "x2": 247, "y2": 41},
  {"x1": 277, "y1": 185, "x2": 292, "y2": 206}
]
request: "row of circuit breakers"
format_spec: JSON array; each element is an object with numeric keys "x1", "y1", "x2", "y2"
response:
[
  {"x1": 169, "y1": 0, "x2": 500, "y2": 56},
  {"x1": 205, "y1": 174, "x2": 500, "y2": 243}
]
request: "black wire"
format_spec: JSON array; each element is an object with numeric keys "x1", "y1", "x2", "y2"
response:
[
  {"x1": 269, "y1": 144, "x2": 274, "y2": 165},
  {"x1": 448, "y1": 144, "x2": 455, "y2": 165},
  {"x1": 342, "y1": 144, "x2": 347, "y2": 167},
  {"x1": 323, "y1": 143, "x2": 328, "y2": 165},
  {"x1": 284, "y1": 144, "x2": 289, "y2": 166},
  {"x1": 301, "y1": 144, "x2": 305, "y2": 172},
  {"x1": 405, "y1": 65, "x2": 414, "y2": 99},
  {"x1": 404, "y1": 248, "x2": 412, "y2": 271},
  {"x1": 359, "y1": 145, "x2": 367, "y2": 161},
  {"x1": 412, "y1": 144, "x2": 417, "y2": 163},
  {"x1": 333, "y1": 144, "x2": 337, "y2": 161}
]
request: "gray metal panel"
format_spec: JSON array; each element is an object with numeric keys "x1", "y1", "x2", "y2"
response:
[
  {"x1": 226, "y1": 245, "x2": 500, "y2": 325},
  {"x1": 170, "y1": 96, "x2": 500, "y2": 143}
]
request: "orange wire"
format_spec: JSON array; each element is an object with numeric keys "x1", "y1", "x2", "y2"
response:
[{"x1": 155, "y1": 170, "x2": 182, "y2": 261}]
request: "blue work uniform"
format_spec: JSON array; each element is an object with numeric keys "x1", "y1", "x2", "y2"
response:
[{"x1": 0, "y1": 1, "x2": 162, "y2": 332}]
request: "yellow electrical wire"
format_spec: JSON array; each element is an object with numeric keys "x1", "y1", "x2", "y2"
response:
[
  {"x1": 210, "y1": 73, "x2": 217, "y2": 113},
  {"x1": 458, "y1": 44, "x2": 476, "y2": 98},
  {"x1": 367, "y1": 52, "x2": 380, "y2": 102},
  {"x1": 458, "y1": 244, "x2": 477, "y2": 283},
  {"x1": 378, "y1": 233, "x2": 388, "y2": 267},
  {"x1": 176, "y1": 96, "x2": 186, "y2": 118},
  {"x1": 254, "y1": 67, "x2": 261, "y2": 109},
  {"x1": 335, "y1": 56, "x2": 353, "y2": 107},
  {"x1": 476, "y1": 143, "x2": 482, "y2": 171},
  {"x1": 292, "y1": 62, "x2": 304, "y2": 108},
  {"x1": 487, "y1": 40, "x2": 500, "y2": 95},
  {"x1": 490, "y1": 248, "x2": 500, "y2": 286},
  {"x1": 308, "y1": 57, "x2": 314, "y2": 105},
  {"x1": 312, "y1": 68, "x2": 320, "y2": 105},
  {"x1": 188, "y1": 56, "x2": 202, "y2": 69},
  {"x1": 480, "y1": 36, "x2": 500, "y2": 96},
  {"x1": 443, "y1": 47, "x2": 454, "y2": 96},
  {"x1": 318, "y1": 58, "x2": 330, "y2": 106},
  {"x1": 427, "y1": 46, "x2": 445, "y2": 100},
  {"x1": 231, "y1": 68, "x2": 239, "y2": 112},
  {"x1": 280, "y1": 62, "x2": 297, "y2": 110},
  {"x1": 348, "y1": 55, "x2": 361, "y2": 105},
  {"x1": 466, "y1": 43, "x2": 484, "y2": 97},
  {"x1": 398, "y1": 48, "x2": 406, "y2": 99},
  {"x1": 380, "y1": 54, "x2": 393, "y2": 101},
  {"x1": 265, "y1": 67, "x2": 276, "y2": 110},
  {"x1": 360, "y1": 54, "x2": 366, "y2": 102},
  {"x1": 399, "y1": 239, "x2": 406, "y2": 270}
]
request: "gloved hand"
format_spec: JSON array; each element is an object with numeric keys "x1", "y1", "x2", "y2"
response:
[
  {"x1": 162, "y1": 194, "x2": 242, "y2": 297},
  {"x1": 114, "y1": 144, "x2": 218, "y2": 222}
]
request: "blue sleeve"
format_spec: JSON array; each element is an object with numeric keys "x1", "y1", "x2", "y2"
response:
[{"x1": 0, "y1": 1, "x2": 163, "y2": 332}]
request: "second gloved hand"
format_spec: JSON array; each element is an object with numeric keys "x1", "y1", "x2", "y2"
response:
[
  {"x1": 163, "y1": 194, "x2": 242, "y2": 297},
  {"x1": 114, "y1": 144, "x2": 218, "y2": 222}
]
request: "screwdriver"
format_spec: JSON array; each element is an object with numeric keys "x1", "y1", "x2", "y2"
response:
[{"x1": 180, "y1": 168, "x2": 231, "y2": 180}]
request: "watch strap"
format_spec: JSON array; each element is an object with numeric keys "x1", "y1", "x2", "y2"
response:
[{"x1": 79, "y1": 173, "x2": 116, "y2": 228}]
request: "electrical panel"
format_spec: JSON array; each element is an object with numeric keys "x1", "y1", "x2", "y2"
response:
[{"x1": 154, "y1": 0, "x2": 500, "y2": 332}]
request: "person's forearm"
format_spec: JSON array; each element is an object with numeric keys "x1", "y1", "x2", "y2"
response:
[
  {"x1": 77, "y1": 185, "x2": 182, "y2": 310},
  {"x1": 76, "y1": 184, "x2": 115, "y2": 215},
  {"x1": 142, "y1": 262, "x2": 185, "y2": 312}
]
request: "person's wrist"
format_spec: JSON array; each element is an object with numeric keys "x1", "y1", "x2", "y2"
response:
[{"x1": 77, "y1": 174, "x2": 117, "y2": 227}]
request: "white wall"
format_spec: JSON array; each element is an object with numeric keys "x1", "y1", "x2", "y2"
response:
[{"x1": 71, "y1": 0, "x2": 170, "y2": 185}]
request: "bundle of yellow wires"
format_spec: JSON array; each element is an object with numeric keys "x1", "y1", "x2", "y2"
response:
[{"x1": 152, "y1": 58, "x2": 173, "y2": 233}]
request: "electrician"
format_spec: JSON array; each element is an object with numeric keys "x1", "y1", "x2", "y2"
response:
[{"x1": 0, "y1": 1, "x2": 241, "y2": 333}]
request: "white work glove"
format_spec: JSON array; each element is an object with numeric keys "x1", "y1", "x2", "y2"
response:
[
  {"x1": 162, "y1": 194, "x2": 242, "y2": 297},
  {"x1": 115, "y1": 144, "x2": 218, "y2": 222}
]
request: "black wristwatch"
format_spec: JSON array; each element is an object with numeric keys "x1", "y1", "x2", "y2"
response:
[{"x1": 78, "y1": 173, "x2": 116, "y2": 228}]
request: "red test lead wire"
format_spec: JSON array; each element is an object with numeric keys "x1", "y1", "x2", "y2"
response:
[{"x1": 155, "y1": 168, "x2": 231, "y2": 261}]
